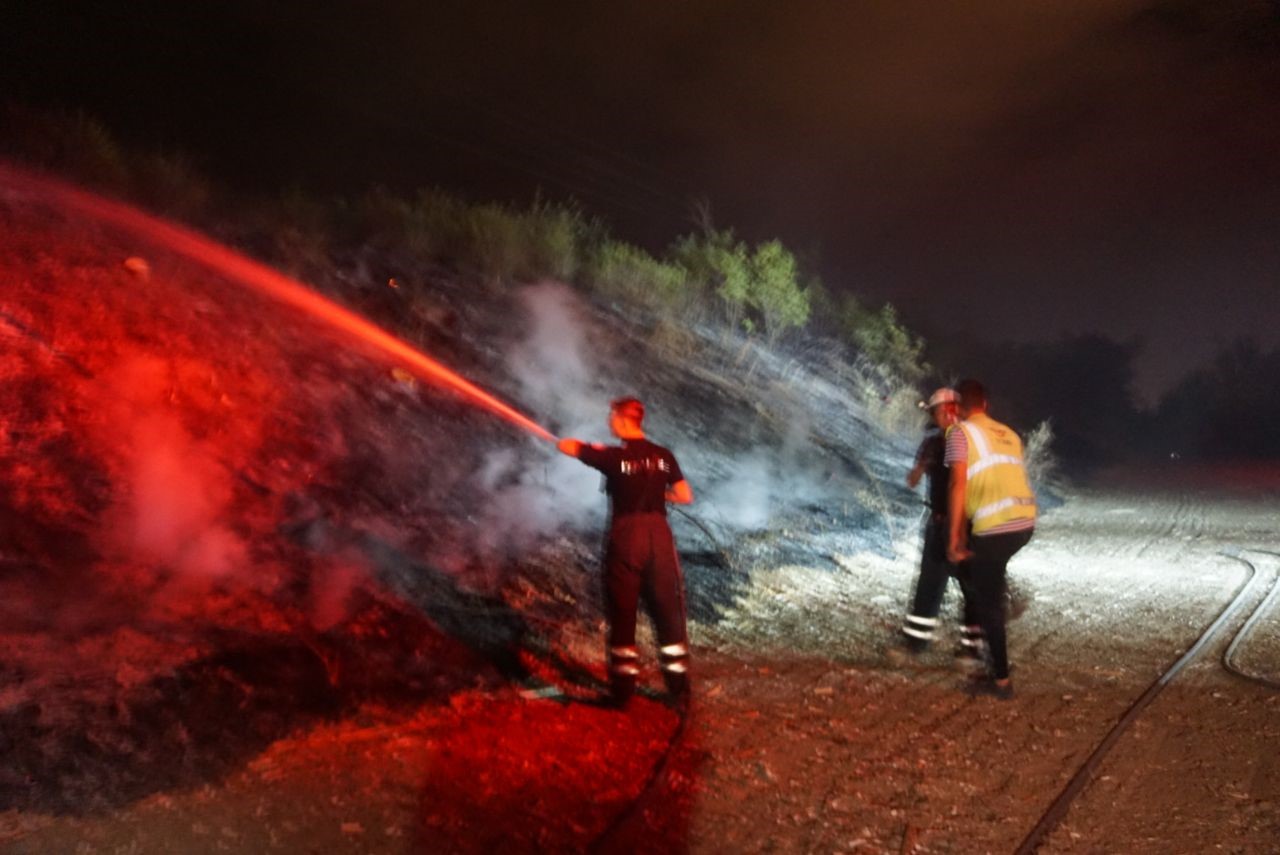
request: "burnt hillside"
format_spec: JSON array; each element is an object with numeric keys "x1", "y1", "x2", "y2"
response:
[{"x1": 0, "y1": 167, "x2": 924, "y2": 817}]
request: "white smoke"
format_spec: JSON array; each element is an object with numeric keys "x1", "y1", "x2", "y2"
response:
[
  {"x1": 471, "y1": 282, "x2": 614, "y2": 554},
  {"x1": 697, "y1": 457, "x2": 774, "y2": 531},
  {"x1": 100, "y1": 357, "x2": 249, "y2": 584},
  {"x1": 472, "y1": 281, "x2": 858, "y2": 554}
]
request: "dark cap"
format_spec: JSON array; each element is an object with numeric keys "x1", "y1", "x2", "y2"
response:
[{"x1": 955, "y1": 379, "x2": 987, "y2": 409}]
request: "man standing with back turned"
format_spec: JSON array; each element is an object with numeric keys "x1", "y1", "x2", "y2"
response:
[
  {"x1": 946, "y1": 379, "x2": 1036, "y2": 699},
  {"x1": 558, "y1": 397, "x2": 695, "y2": 710}
]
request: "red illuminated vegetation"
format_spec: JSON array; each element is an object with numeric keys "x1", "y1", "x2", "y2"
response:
[{"x1": 0, "y1": 174, "x2": 695, "y2": 849}]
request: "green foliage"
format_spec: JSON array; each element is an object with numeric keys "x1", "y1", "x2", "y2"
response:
[
  {"x1": 0, "y1": 104, "x2": 938, "y2": 398},
  {"x1": 588, "y1": 240, "x2": 691, "y2": 312},
  {"x1": 748, "y1": 240, "x2": 809, "y2": 341},
  {"x1": 669, "y1": 229, "x2": 749, "y2": 328},
  {"x1": 840, "y1": 297, "x2": 927, "y2": 383},
  {"x1": 384, "y1": 195, "x2": 592, "y2": 284},
  {"x1": 404, "y1": 187, "x2": 469, "y2": 258},
  {"x1": 520, "y1": 199, "x2": 591, "y2": 283},
  {"x1": 670, "y1": 231, "x2": 809, "y2": 339},
  {"x1": 463, "y1": 202, "x2": 526, "y2": 281}
]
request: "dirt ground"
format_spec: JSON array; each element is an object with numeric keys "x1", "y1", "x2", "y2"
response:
[
  {"x1": 1, "y1": 173, "x2": 1276, "y2": 852},
  {"x1": 3, "y1": 468, "x2": 1277, "y2": 854}
]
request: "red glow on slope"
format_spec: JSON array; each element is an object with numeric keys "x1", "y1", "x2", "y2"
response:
[{"x1": 0, "y1": 163, "x2": 554, "y2": 443}]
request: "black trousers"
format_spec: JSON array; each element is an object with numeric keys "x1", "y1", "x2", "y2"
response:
[
  {"x1": 904, "y1": 515, "x2": 977, "y2": 645},
  {"x1": 957, "y1": 528, "x2": 1033, "y2": 680},
  {"x1": 603, "y1": 513, "x2": 689, "y2": 701}
]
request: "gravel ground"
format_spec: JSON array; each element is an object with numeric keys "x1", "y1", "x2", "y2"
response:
[{"x1": 5, "y1": 471, "x2": 1277, "y2": 854}]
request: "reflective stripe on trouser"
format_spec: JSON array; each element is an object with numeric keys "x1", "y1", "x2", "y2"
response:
[
  {"x1": 609, "y1": 645, "x2": 641, "y2": 677},
  {"x1": 603, "y1": 514, "x2": 689, "y2": 700},
  {"x1": 959, "y1": 625, "x2": 984, "y2": 648},
  {"x1": 903, "y1": 614, "x2": 937, "y2": 641},
  {"x1": 904, "y1": 518, "x2": 959, "y2": 644},
  {"x1": 660, "y1": 642, "x2": 691, "y2": 698},
  {"x1": 659, "y1": 642, "x2": 690, "y2": 674}
]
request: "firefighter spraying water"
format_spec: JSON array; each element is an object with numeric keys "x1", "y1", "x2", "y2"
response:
[{"x1": 558, "y1": 397, "x2": 695, "y2": 711}]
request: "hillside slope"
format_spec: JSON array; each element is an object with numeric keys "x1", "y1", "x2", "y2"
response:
[{"x1": 0, "y1": 168, "x2": 928, "y2": 840}]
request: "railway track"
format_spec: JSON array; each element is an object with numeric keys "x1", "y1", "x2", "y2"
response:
[{"x1": 1015, "y1": 548, "x2": 1280, "y2": 854}]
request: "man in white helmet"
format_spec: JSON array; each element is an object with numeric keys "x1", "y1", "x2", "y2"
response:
[{"x1": 892, "y1": 388, "x2": 983, "y2": 663}]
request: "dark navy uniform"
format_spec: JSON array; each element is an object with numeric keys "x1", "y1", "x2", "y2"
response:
[
  {"x1": 577, "y1": 438, "x2": 689, "y2": 705},
  {"x1": 902, "y1": 428, "x2": 981, "y2": 655}
]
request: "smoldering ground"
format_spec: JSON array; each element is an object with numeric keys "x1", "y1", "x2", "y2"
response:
[{"x1": 0, "y1": 168, "x2": 938, "y2": 823}]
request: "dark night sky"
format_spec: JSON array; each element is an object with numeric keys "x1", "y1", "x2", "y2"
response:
[{"x1": 5, "y1": 1, "x2": 1280, "y2": 402}]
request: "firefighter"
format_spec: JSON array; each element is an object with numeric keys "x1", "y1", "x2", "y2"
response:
[
  {"x1": 894, "y1": 387, "x2": 984, "y2": 663},
  {"x1": 557, "y1": 397, "x2": 694, "y2": 710},
  {"x1": 946, "y1": 379, "x2": 1036, "y2": 699}
]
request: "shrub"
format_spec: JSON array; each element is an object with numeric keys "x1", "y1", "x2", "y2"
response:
[
  {"x1": 840, "y1": 297, "x2": 928, "y2": 383},
  {"x1": 2, "y1": 107, "x2": 131, "y2": 192},
  {"x1": 402, "y1": 187, "x2": 468, "y2": 260},
  {"x1": 748, "y1": 240, "x2": 809, "y2": 341},
  {"x1": 588, "y1": 240, "x2": 691, "y2": 313},
  {"x1": 465, "y1": 202, "x2": 527, "y2": 282},
  {"x1": 670, "y1": 232, "x2": 809, "y2": 340},
  {"x1": 519, "y1": 199, "x2": 590, "y2": 283},
  {"x1": 1022, "y1": 419, "x2": 1059, "y2": 489},
  {"x1": 350, "y1": 186, "x2": 414, "y2": 250},
  {"x1": 1, "y1": 105, "x2": 218, "y2": 221},
  {"x1": 267, "y1": 186, "x2": 336, "y2": 275},
  {"x1": 129, "y1": 151, "x2": 213, "y2": 219},
  {"x1": 669, "y1": 229, "x2": 749, "y2": 330},
  {"x1": 804, "y1": 278, "x2": 840, "y2": 337}
]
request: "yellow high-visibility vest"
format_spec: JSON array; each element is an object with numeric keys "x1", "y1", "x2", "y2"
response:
[{"x1": 953, "y1": 413, "x2": 1037, "y2": 534}]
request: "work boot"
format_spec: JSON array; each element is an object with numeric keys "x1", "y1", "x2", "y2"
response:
[
  {"x1": 663, "y1": 671, "x2": 692, "y2": 713},
  {"x1": 609, "y1": 674, "x2": 636, "y2": 711},
  {"x1": 886, "y1": 635, "x2": 928, "y2": 666},
  {"x1": 966, "y1": 675, "x2": 1014, "y2": 701}
]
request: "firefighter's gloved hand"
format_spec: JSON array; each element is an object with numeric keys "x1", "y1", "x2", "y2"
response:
[{"x1": 557, "y1": 437, "x2": 582, "y2": 457}]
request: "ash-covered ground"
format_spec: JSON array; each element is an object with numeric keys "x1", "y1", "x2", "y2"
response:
[{"x1": 2, "y1": 173, "x2": 1276, "y2": 854}]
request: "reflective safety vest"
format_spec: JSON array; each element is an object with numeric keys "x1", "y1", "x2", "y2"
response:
[{"x1": 952, "y1": 413, "x2": 1037, "y2": 535}]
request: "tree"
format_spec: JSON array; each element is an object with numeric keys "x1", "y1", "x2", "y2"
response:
[
  {"x1": 1156, "y1": 339, "x2": 1280, "y2": 460},
  {"x1": 670, "y1": 229, "x2": 750, "y2": 331},
  {"x1": 840, "y1": 298, "x2": 927, "y2": 383},
  {"x1": 748, "y1": 240, "x2": 810, "y2": 341}
]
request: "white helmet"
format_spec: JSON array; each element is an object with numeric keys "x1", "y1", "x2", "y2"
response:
[{"x1": 920, "y1": 387, "x2": 959, "y2": 409}]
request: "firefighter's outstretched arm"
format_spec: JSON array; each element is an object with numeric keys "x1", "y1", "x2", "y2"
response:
[
  {"x1": 666, "y1": 480, "x2": 694, "y2": 505},
  {"x1": 557, "y1": 438, "x2": 583, "y2": 457}
]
